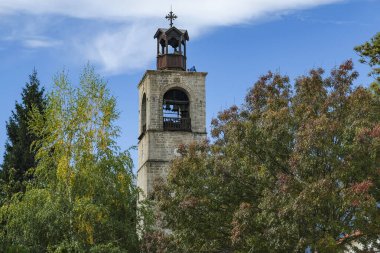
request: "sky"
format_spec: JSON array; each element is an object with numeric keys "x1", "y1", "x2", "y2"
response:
[{"x1": 0, "y1": 0, "x2": 379, "y2": 168}]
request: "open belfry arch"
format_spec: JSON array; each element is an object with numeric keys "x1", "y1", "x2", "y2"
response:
[{"x1": 137, "y1": 11, "x2": 207, "y2": 199}]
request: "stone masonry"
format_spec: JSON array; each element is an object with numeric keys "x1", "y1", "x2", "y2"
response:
[{"x1": 137, "y1": 70, "x2": 207, "y2": 198}]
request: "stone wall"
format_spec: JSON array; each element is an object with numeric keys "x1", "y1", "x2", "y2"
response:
[{"x1": 137, "y1": 70, "x2": 207, "y2": 198}]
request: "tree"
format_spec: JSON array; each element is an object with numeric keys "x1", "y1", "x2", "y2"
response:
[
  {"x1": 155, "y1": 60, "x2": 380, "y2": 252},
  {"x1": 1, "y1": 70, "x2": 46, "y2": 201},
  {"x1": 0, "y1": 66, "x2": 141, "y2": 252},
  {"x1": 355, "y1": 32, "x2": 380, "y2": 82}
]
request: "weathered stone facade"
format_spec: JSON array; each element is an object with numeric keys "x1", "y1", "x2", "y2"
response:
[{"x1": 137, "y1": 70, "x2": 207, "y2": 198}]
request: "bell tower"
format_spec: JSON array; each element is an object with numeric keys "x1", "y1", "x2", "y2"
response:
[{"x1": 137, "y1": 11, "x2": 207, "y2": 199}]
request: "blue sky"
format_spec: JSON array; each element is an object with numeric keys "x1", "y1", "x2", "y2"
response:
[{"x1": 0, "y1": 0, "x2": 379, "y2": 167}]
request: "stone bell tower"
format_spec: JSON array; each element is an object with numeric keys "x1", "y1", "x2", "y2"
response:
[{"x1": 137, "y1": 11, "x2": 207, "y2": 199}]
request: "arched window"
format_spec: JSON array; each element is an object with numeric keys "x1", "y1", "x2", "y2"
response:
[
  {"x1": 163, "y1": 89, "x2": 191, "y2": 131},
  {"x1": 141, "y1": 94, "x2": 147, "y2": 133}
]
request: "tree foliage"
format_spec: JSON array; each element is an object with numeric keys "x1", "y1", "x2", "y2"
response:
[
  {"x1": 155, "y1": 60, "x2": 380, "y2": 252},
  {"x1": 355, "y1": 32, "x2": 380, "y2": 83},
  {"x1": 0, "y1": 66, "x2": 141, "y2": 252},
  {"x1": 1, "y1": 70, "x2": 46, "y2": 200}
]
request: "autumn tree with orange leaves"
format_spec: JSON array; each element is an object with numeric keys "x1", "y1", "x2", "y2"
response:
[{"x1": 154, "y1": 59, "x2": 380, "y2": 252}]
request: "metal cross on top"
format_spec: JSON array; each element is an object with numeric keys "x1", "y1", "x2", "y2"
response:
[{"x1": 165, "y1": 10, "x2": 177, "y2": 27}]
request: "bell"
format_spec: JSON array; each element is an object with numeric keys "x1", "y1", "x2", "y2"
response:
[{"x1": 165, "y1": 104, "x2": 171, "y2": 111}]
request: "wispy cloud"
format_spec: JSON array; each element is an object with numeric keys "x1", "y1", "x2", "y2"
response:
[
  {"x1": 0, "y1": 0, "x2": 345, "y2": 74},
  {"x1": 23, "y1": 38, "x2": 61, "y2": 48},
  {"x1": 82, "y1": 22, "x2": 155, "y2": 73}
]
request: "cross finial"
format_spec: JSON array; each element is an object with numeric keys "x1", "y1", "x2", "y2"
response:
[{"x1": 165, "y1": 8, "x2": 177, "y2": 28}]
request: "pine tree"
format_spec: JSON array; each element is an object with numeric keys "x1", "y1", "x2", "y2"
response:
[{"x1": 1, "y1": 70, "x2": 46, "y2": 199}]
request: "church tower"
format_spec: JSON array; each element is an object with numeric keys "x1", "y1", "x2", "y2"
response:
[{"x1": 137, "y1": 11, "x2": 207, "y2": 199}]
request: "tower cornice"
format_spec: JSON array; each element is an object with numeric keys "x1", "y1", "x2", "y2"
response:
[{"x1": 137, "y1": 70, "x2": 208, "y2": 88}]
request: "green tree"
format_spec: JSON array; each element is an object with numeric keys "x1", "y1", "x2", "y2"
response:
[
  {"x1": 155, "y1": 60, "x2": 380, "y2": 252},
  {"x1": 0, "y1": 66, "x2": 141, "y2": 252},
  {"x1": 355, "y1": 32, "x2": 380, "y2": 82},
  {"x1": 1, "y1": 70, "x2": 46, "y2": 201}
]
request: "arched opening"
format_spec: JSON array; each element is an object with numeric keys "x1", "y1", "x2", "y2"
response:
[
  {"x1": 163, "y1": 89, "x2": 191, "y2": 131},
  {"x1": 141, "y1": 94, "x2": 147, "y2": 133}
]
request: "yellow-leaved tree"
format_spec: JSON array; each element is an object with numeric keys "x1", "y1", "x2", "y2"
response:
[{"x1": 0, "y1": 66, "x2": 142, "y2": 252}]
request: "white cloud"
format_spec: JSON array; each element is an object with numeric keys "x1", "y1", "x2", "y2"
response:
[
  {"x1": 0, "y1": 0, "x2": 344, "y2": 74},
  {"x1": 82, "y1": 22, "x2": 155, "y2": 74},
  {"x1": 23, "y1": 38, "x2": 61, "y2": 48}
]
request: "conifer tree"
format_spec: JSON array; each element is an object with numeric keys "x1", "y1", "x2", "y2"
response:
[{"x1": 1, "y1": 70, "x2": 46, "y2": 199}]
